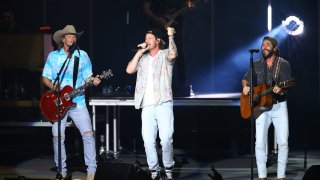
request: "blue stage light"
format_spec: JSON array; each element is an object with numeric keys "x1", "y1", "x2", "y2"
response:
[{"x1": 282, "y1": 16, "x2": 304, "y2": 36}]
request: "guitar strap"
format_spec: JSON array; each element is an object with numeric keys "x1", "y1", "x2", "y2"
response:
[
  {"x1": 73, "y1": 50, "x2": 80, "y2": 88},
  {"x1": 273, "y1": 56, "x2": 281, "y2": 83}
]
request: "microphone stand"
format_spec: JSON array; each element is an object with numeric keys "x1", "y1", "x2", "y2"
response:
[
  {"x1": 248, "y1": 49, "x2": 258, "y2": 180},
  {"x1": 52, "y1": 44, "x2": 78, "y2": 180}
]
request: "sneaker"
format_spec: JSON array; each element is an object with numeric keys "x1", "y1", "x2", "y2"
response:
[
  {"x1": 150, "y1": 170, "x2": 160, "y2": 180},
  {"x1": 57, "y1": 172, "x2": 72, "y2": 180},
  {"x1": 64, "y1": 173, "x2": 72, "y2": 180},
  {"x1": 165, "y1": 167, "x2": 174, "y2": 180}
]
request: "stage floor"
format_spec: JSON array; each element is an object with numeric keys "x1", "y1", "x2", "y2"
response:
[
  {"x1": 1, "y1": 93, "x2": 320, "y2": 179},
  {"x1": 1, "y1": 148, "x2": 319, "y2": 180}
]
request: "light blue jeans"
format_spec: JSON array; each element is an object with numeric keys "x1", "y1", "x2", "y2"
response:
[
  {"x1": 255, "y1": 101, "x2": 289, "y2": 179},
  {"x1": 52, "y1": 107, "x2": 97, "y2": 174},
  {"x1": 141, "y1": 101, "x2": 175, "y2": 171}
]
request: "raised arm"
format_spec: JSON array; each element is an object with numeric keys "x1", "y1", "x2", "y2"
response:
[{"x1": 166, "y1": 27, "x2": 178, "y2": 62}]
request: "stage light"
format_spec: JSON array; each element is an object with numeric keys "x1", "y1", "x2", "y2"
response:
[
  {"x1": 282, "y1": 16, "x2": 304, "y2": 36},
  {"x1": 267, "y1": 4, "x2": 272, "y2": 31}
]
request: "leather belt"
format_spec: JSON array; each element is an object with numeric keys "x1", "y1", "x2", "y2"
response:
[{"x1": 273, "y1": 99, "x2": 286, "y2": 104}]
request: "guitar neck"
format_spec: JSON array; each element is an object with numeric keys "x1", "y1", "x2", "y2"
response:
[
  {"x1": 256, "y1": 80, "x2": 293, "y2": 99},
  {"x1": 65, "y1": 69, "x2": 112, "y2": 100},
  {"x1": 169, "y1": 0, "x2": 206, "y2": 20},
  {"x1": 68, "y1": 81, "x2": 94, "y2": 99},
  {"x1": 170, "y1": 6, "x2": 190, "y2": 19},
  {"x1": 260, "y1": 88, "x2": 273, "y2": 97}
]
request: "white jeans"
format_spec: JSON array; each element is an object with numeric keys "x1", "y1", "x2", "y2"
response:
[
  {"x1": 255, "y1": 101, "x2": 289, "y2": 179},
  {"x1": 141, "y1": 101, "x2": 175, "y2": 171},
  {"x1": 52, "y1": 107, "x2": 97, "y2": 174}
]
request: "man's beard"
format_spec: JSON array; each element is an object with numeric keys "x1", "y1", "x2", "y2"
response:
[{"x1": 262, "y1": 49, "x2": 274, "y2": 59}]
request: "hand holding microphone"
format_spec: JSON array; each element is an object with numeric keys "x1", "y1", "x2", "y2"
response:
[
  {"x1": 137, "y1": 42, "x2": 149, "y2": 53},
  {"x1": 137, "y1": 42, "x2": 149, "y2": 49}
]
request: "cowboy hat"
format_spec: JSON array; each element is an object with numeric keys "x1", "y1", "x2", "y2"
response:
[{"x1": 53, "y1": 25, "x2": 81, "y2": 43}]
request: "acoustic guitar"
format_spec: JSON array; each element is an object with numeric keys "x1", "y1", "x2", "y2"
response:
[
  {"x1": 40, "y1": 69, "x2": 113, "y2": 122},
  {"x1": 240, "y1": 78, "x2": 295, "y2": 120}
]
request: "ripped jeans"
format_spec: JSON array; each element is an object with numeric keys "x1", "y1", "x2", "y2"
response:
[
  {"x1": 255, "y1": 101, "x2": 289, "y2": 179},
  {"x1": 52, "y1": 107, "x2": 96, "y2": 174}
]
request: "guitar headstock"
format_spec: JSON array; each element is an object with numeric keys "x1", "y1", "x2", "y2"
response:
[
  {"x1": 186, "y1": 0, "x2": 210, "y2": 9},
  {"x1": 279, "y1": 77, "x2": 296, "y2": 88},
  {"x1": 100, "y1": 69, "x2": 113, "y2": 80}
]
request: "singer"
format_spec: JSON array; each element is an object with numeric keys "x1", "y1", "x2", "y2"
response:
[
  {"x1": 241, "y1": 36, "x2": 292, "y2": 180},
  {"x1": 42, "y1": 25, "x2": 100, "y2": 180},
  {"x1": 126, "y1": 27, "x2": 177, "y2": 180}
]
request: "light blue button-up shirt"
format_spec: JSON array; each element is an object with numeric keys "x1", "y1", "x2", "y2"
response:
[{"x1": 42, "y1": 49, "x2": 93, "y2": 108}]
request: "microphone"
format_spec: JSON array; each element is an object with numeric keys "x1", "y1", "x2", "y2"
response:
[
  {"x1": 68, "y1": 31, "x2": 84, "y2": 56},
  {"x1": 131, "y1": 43, "x2": 149, "y2": 51},
  {"x1": 131, "y1": 48, "x2": 145, "y2": 52},
  {"x1": 249, "y1": 49, "x2": 260, "y2": 53},
  {"x1": 68, "y1": 43, "x2": 78, "y2": 55}
]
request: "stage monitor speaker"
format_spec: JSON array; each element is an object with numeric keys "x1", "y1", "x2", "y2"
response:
[
  {"x1": 95, "y1": 161, "x2": 136, "y2": 180},
  {"x1": 302, "y1": 165, "x2": 320, "y2": 180},
  {"x1": 5, "y1": 177, "x2": 51, "y2": 180}
]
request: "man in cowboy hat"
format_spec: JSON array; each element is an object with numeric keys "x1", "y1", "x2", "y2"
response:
[
  {"x1": 126, "y1": 27, "x2": 177, "y2": 180},
  {"x1": 42, "y1": 25, "x2": 100, "y2": 180}
]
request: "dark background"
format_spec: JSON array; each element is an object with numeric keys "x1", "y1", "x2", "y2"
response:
[{"x1": 0, "y1": 0, "x2": 319, "y2": 157}]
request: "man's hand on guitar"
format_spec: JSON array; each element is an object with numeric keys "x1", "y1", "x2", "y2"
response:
[
  {"x1": 241, "y1": 80, "x2": 250, "y2": 95},
  {"x1": 242, "y1": 86, "x2": 250, "y2": 96},
  {"x1": 273, "y1": 85, "x2": 282, "y2": 94},
  {"x1": 52, "y1": 85, "x2": 60, "y2": 92},
  {"x1": 87, "y1": 75, "x2": 101, "y2": 86}
]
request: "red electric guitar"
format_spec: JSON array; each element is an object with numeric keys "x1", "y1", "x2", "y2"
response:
[{"x1": 40, "y1": 69, "x2": 113, "y2": 122}]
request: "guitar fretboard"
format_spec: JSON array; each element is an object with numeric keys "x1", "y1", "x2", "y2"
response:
[
  {"x1": 169, "y1": 0, "x2": 209, "y2": 20},
  {"x1": 67, "y1": 69, "x2": 112, "y2": 99},
  {"x1": 68, "y1": 81, "x2": 94, "y2": 98},
  {"x1": 254, "y1": 79, "x2": 295, "y2": 101}
]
